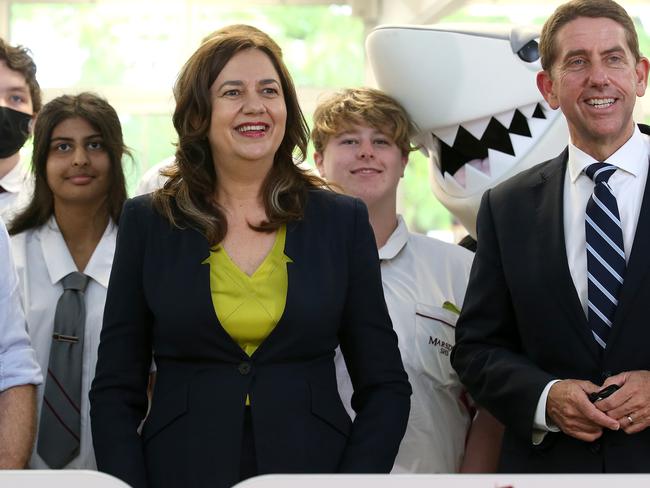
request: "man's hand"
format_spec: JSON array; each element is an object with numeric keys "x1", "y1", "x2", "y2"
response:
[
  {"x1": 547, "y1": 379, "x2": 619, "y2": 441},
  {"x1": 595, "y1": 371, "x2": 650, "y2": 434}
]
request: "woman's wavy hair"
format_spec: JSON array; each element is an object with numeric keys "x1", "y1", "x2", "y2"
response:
[
  {"x1": 8, "y1": 92, "x2": 129, "y2": 235},
  {"x1": 153, "y1": 24, "x2": 324, "y2": 245}
]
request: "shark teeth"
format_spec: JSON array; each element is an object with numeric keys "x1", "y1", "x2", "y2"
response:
[
  {"x1": 527, "y1": 116, "x2": 548, "y2": 139},
  {"x1": 519, "y1": 102, "x2": 539, "y2": 118},
  {"x1": 539, "y1": 100, "x2": 553, "y2": 112},
  {"x1": 493, "y1": 109, "x2": 516, "y2": 128},
  {"x1": 462, "y1": 117, "x2": 492, "y2": 141},
  {"x1": 487, "y1": 148, "x2": 516, "y2": 177},
  {"x1": 510, "y1": 133, "x2": 534, "y2": 161},
  {"x1": 432, "y1": 125, "x2": 459, "y2": 147},
  {"x1": 444, "y1": 169, "x2": 465, "y2": 192},
  {"x1": 465, "y1": 160, "x2": 492, "y2": 188},
  {"x1": 431, "y1": 102, "x2": 560, "y2": 193}
]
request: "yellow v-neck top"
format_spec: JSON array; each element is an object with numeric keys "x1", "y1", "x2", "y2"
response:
[{"x1": 204, "y1": 225, "x2": 292, "y2": 358}]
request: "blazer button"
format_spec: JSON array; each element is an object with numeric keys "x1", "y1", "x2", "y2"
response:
[{"x1": 238, "y1": 362, "x2": 252, "y2": 375}]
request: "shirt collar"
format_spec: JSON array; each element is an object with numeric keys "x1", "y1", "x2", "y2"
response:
[
  {"x1": 0, "y1": 161, "x2": 28, "y2": 193},
  {"x1": 378, "y1": 214, "x2": 408, "y2": 260},
  {"x1": 38, "y1": 216, "x2": 117, "y2": 288},
  {"x1": 568, "y1": 125, "x2": 647, "y2": 183},
  {"x1": 85, "y1": 220, "x2": 117, "y2": 288}
]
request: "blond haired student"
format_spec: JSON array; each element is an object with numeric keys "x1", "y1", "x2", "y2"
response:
[{"x1": 313, "y1": 87, "x2": 502, "y2": 473}]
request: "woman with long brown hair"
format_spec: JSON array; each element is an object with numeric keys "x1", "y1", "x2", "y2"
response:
[
  {"x1": 90, "y1": 24, "x2": 410, "y2": 488},
  {"x1": 9, "y1": 92, "x2": 128, "y2": 470}
]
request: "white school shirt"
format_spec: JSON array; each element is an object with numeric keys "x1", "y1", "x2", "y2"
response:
[
  {"x1": 11, "y1": 216, "x2": 117, "y2": 469},
  {"x1": 533, "y1": 126, "x2": 649, "y2": 437},
  {"x1": 0, "y1": 161, "x2": 32, "y2": 223},
  {"x1": 335, "y1": 215, "x2": 474, "y2": 473},
  {"x1": 0, "y1": 218, "x2": 41, "y2": 391}
]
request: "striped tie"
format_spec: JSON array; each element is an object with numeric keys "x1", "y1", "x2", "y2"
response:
[
  {"x1": 37, "y1": 271, "x2": 89, "y2": 468},
  {"x1": 584, "y1": 163, "x2": 626, "y2": 350}
]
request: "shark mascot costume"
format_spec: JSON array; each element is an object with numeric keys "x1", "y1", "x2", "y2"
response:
[
  {"x1": 366, "y1": 24, "x2": 569, "y2": 242},
  {"x1": 356, "y1": 24, "x2": 570, "y2": 470}
]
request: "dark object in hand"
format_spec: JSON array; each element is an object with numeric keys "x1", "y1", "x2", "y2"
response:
[{"x1": 588, "y1": 384, "x2": 620, "y2": 403}]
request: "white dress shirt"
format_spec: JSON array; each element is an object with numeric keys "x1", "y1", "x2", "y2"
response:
[
  {"x1": 0, "y1": 218, "x2": 41, "y2": 392},
  {"x1": 336, "y1": 215, "x2": 474, "y2": 473},
  {"x1": 11, "y1": 216, "x2": 117, "y2": 469},
  {"x1": 0, "y1": 160, "x2": 33, "y2": 224},
  {"x1": 533, "y1": 126, "x2": 650, "y2": 437}
]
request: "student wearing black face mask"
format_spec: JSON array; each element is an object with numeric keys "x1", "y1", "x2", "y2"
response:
[{"x1": 0, "y1": 39, "x2": 41, "y2": 223}]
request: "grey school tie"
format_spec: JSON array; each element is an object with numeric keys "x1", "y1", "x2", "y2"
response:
[
  {"x1": 37, "y1": 271, "x2": 89, "y2": 468},
  {"x1": 584, "y1": 163, "x2": 626, "y2": 350}
]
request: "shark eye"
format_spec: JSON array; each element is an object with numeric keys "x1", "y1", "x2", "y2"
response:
[{"x1": 517, "y1": 40, "x2": 540, "y2": 63}]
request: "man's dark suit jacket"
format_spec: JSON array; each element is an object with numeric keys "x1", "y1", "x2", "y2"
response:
[
  {"x1": 452, "y1": 124, "x2": 650, "y2": 472},
  {"x1": 90, "y1": 188, "x2": 411, "y2": 488}
]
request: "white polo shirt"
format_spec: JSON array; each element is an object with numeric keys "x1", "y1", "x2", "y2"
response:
[
  {"x1": 335, "y1": 215, "x2": 474, "y2": 473},
  {"x1": 11, "y1": 216, "x2": 117, "y2": 469}
]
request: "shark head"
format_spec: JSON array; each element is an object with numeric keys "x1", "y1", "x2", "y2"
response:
[{"x1": 366, "y1": 24, "x2": 569, "y2": 238}]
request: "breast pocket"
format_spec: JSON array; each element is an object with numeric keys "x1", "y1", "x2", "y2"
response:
[{"x1": 414, "y1": 303, "x2": 459, "y2": 388}]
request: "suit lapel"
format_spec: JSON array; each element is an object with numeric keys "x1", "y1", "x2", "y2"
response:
[
  {"x1": 535, "y1": 150, "x2": 601, "y2": 361},
  {"x1": 606, "y1": 125, "x2": 650, "y2": 353}
]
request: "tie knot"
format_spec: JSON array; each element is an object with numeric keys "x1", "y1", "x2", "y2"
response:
[
  {"x1": 62, "y1": 271, "x2": 89, "y2": 292},
  {"x1": 585, "y1": 162, "x2": 617, "y2": 185}
]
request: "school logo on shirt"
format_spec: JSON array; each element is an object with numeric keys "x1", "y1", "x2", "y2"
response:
[{"x1": 429, "y1": 336, "x2": 453, "y2": 356}]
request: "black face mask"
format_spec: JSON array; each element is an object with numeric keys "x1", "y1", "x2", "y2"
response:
[{"x1": 0, "y1": 106, "x2": 32, "y2": 159}]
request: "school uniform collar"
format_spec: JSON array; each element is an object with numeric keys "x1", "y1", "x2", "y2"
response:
[
  {"x1": 379, "y1": 215, "x2": 408, "y2": 261},
  {"x1": 38, "y1": 216, "x2": 116, "y2": 288}
]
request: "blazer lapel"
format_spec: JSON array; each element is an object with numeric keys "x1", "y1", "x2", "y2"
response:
[{"x1": 535, "y1": 150, "x2": 601, "y2": 362}]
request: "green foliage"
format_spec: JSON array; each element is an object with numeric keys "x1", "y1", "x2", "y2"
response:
[
  {"x1": 11, "y1": 3, "x2": 364, "y2": 196},
  {"x1": 119, "y1": 114, "x2": 178, "y2": 193},
  {"x1": 184, "y1": 4, "x2": 365, "y2": 88},
  {"x1": 13, "y1": 2, "x2": 649, "y2": 233},
  {"x1": 636, "y1": 17, "x2": 650, "y2": 59},
  {"x1": 401, "y1": 151, "x2": 452, "y2": 233},
  {"x1": 264, "y1": 6, "x2": 365, "y2": 88}
]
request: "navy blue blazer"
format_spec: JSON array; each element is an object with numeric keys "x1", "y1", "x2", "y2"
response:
[
  {"x1": 452, "y1": 124, "x2": 650, "y2": 472},
  {"x1": 90, "y1": 188, "x2": 411, "y2": 488}
]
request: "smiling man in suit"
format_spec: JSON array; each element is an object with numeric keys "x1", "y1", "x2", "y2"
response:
[{"x1": 452, "y1": 0, "x2": 650, "y2": 472}]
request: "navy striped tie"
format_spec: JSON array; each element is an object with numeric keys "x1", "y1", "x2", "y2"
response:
[{"x1": 585, "y1": 163, "x2": 625, "y2": 350}]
